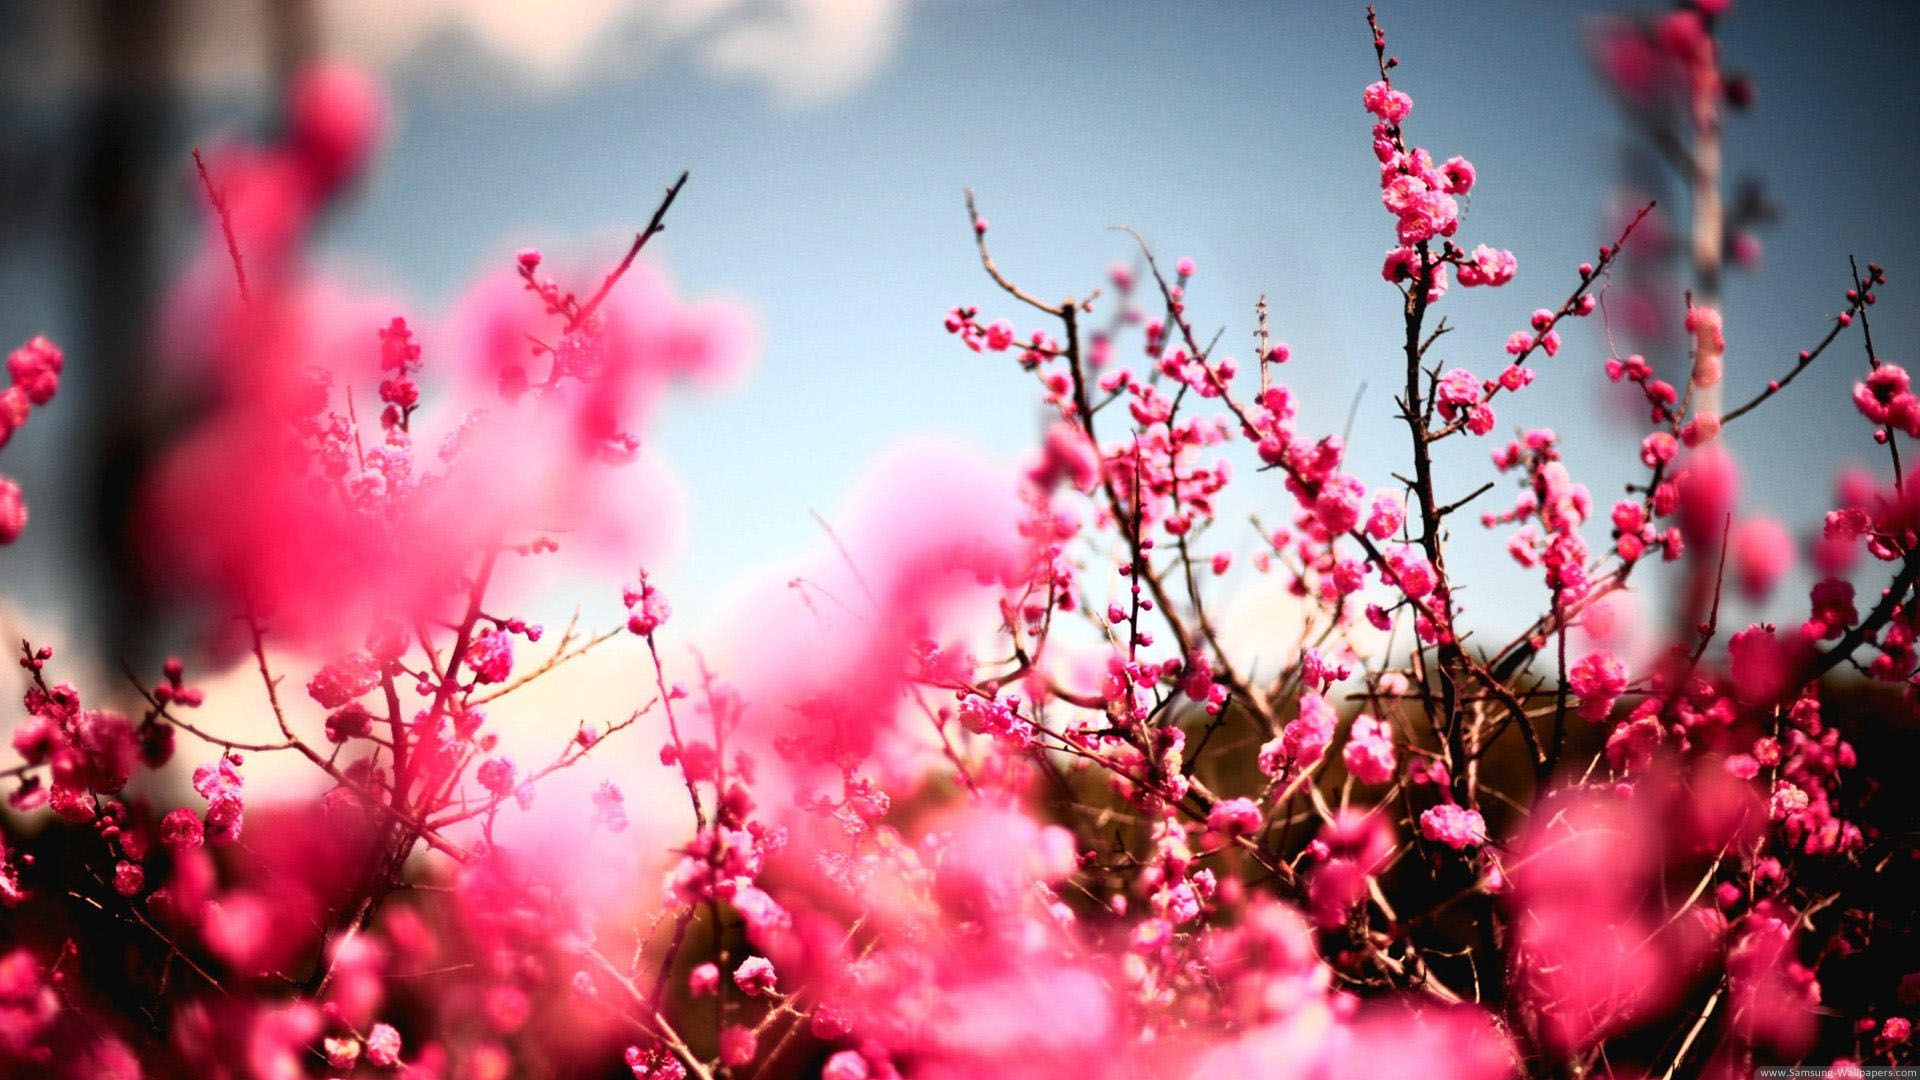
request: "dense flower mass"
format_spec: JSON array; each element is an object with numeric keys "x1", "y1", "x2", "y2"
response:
[
  {"x1": 0, "y1": 5, "x2": 1916, "y2": 1080},
  {"x1": 0, "y1": 336, "x2": 64, "y2": 545}
]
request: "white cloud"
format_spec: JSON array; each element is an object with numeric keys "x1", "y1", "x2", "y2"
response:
[
  {"x1": 0, "y1": 0, "x2": 911, "y2": 106},
  {"x1": 318, "y1": 0, "x2": 912, "y2": 104},
  {"x1": 702, "y1": 0, "x2": 907, "y2": 105}
]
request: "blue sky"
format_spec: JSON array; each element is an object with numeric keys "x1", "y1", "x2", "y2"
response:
[{"x1": 3, "y1": 0, "x2": 1919, "y2": 655}]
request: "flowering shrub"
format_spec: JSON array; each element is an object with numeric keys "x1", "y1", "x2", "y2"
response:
[{"x1": 2, "y1": 4, "x2": 1918, "y2": 1079}]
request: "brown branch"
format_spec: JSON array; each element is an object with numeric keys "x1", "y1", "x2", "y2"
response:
[
  {"x1": 962, "y1": 189, "x2": 1066, "y2": 317},
  {"x1": 574, "y1": 170, "x2": 690, "y2": 330},
  {"x1": 191, "y1": 147, "x2": 250, "y2": 305}
]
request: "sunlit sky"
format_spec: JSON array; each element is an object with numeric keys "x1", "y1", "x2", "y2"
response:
[{"x1": 3, "y1": 0, "x2": 1919, "y2": 664}]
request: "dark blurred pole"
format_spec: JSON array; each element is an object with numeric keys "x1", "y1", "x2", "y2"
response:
[
  {"x1": 75, "y1": 0, "x2": 310, "y2": 667},
  {"x1": 270, "y1": 0, "x2": 318, "y2": 112},
  {"x1": 78, "y1": 0, "x2": 175, "y2": 669}
]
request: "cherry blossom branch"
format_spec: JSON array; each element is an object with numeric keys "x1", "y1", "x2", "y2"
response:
[
  {"x1": 191, "y1": 147, "x2": 250, "y2": 305},
  {"x1": 574, "y1": 170, "x2": 690, "y2": 330}
]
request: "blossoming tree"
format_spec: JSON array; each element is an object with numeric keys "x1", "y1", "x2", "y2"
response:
[{"x1": 0, "y1": 4, "x2": 1915, "y2": 1079}]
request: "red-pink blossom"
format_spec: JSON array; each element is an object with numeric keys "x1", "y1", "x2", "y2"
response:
[{"x1": 1419, "y1": 803, "x2": 1486, "y2": 850}]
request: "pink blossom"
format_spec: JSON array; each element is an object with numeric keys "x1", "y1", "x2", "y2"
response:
[
  {"x1": 1440, "y1": 155, "x2": 1476, "y2": 194},
  {"x1": 1727, "y1": 910, "x2": 1819, "y2": 1055},
  {"x1": 1419, "y1": 804, "x2": 1486, "y2": 850},
  {"x1": 0, "y1": 478, "x2": 24, "y2": 546},
  {"x1": 984, "y1": 319, "x2": 1016, "y2": 351},
  {"x1": 688, "y1": 962, "x2": 720, "y2": 998},
  {"x1": 1639, "y1": 431, "x2": 1677, "y2": 467},
  {"x1": 6, "y1": 337, "x2": 62, "y2": 406},
  {"x1": 161, "y1": 808, "x2": 205, "y2": 849},
  {"x1": 307, "y1": 653, "x2": 381, "y2": 709},
  {"x1": 364, "y1": 1022, "x2": 402, "y2": 1068},
  {"x1": 822, "y1": 1049, "x2": 873, "y2": 1080},
  {"x1": 112, "y1": 861, "x2": 144, "y2": 897},
  {"x1": 1804, "y1": 578, "x2": 1858, "y2": 640},
  {"x1": 1311, "y1": 474, "x2": 1367, "y2": 536},
  {"x1": 287, "y1": 63, "x2": 385, "y2": 193},
  {"x1": 1028, "y1": 421, "x2": 1100, "y2": 492},
  {"x1": 1275, "y1": 692, "x2": 1338, "y2": 771},
  {"x1": 1854, "y1": 364, "x2": 1913, "y2": 428},
  {"x1": 1673, "y1": 446, "x2": 1740, "y2": 548},
  {"x1": 325, "y1": 702, "x2": 374, "y2": 743},
  {"x1": 477, "y1": 758, "x2": 516, "y2": 797},
  {"x1": 1685, "y1": 304, "x2": 1726, "y2": 388},
  {"x1": 625, "y1": 1045, "x2": 689, "y2": 1080},
  {"x1": 1455, "y1": 244, "x2": 1515, "y2": 287},
  {"x1": 1342, "y1": 715, "x2": 1396, "y2": 785},
  {"x1": 1733, "y1": 516, "x2": 1794, "y2": 598},
  {"x1": 733, "y1": 956, "x2": 778, "y2": 997},
  {"x1": 1362, "y1": 80, "x2": 1413, "y2": 123},
  {"x1": 718, "y1": 1014, "x2": 752, "y2": 1060},
  {"x1": 1434, "y1": 368, "x2": 1481, "y2": 424},
  {"x1": 624, "y1": 577, "x2": 672, "y2": 636},
  {"x1": 1207, "y1": 797, "x2": 1263, "y2": 839},
  {"x1": 1384, "y1": 543, "x2": 1436, "y2": 599},
  {"x1": 1365, "y1": 491, "x2": 1405, "y2": 539},
  {"x1": 1728, "y1": 623, "x2": 1791, "y2": 705},
  {"x1": 465, "y1": 629, "x2": 513, "y2": 685},
  {"x1": 1568, "y1": 652, "x2": 1628, "y2": 721}
]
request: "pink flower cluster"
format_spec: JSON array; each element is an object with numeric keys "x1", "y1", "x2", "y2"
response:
[
  {"x1": 0, "y1": 336, "x2": 63, "y2": 544},
  {"x1": 0, "y1": 8, "x2": 1914, "y2": 1080}
]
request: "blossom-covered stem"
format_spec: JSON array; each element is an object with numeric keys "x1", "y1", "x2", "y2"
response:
[
  {"x1": 363, "y1": 545, "x2": 504, "y2": 932},
  {"x1": 425, "y1": 708, "x2": 643, "y2": 829},
  {"x1": 1126, "y1": 231, "x2": 1276, "y2": 725},
  {"x1": 190, "y1": 146, "x2": 250, "y2": 306},
  {"x1": 126, "y1": 682, "x2": 296, "y2": 756},
  {"x1": 1548, "y1": 587, "x2": 1569, "y2": 775},
  {"x1": 585, "y1": 948, "x2": 717, "y2": 1080},
  {"x1": 646, "y1": 633, "x2": 705, "y2": 829},
  {"x1": 573, "y1": 170, "x2": 690, "y2": 331},
  {"x1": 1849, "y1": 256, "x2": 1903, "y2": 490},
  {"x1": 962, "y1": 187, "x2": 1068, "y2": 318},
  {"x1": 700, "y1": 664, "x2": 735, "y2": 1078},
  {"x1": 423, "y1": 547, "x2": 501, "y2": 778},
  {"x1": 244, "y1": 616, "x2": 482, "y2": 998},
  {"x1": 1368, "y1": 6, "x2": 1480, "y2": 795},
  {"x1": 1806, "y1": 545, "x2": 1920, "y2": 684},
  {"x1": 1427, "y1": 204, "x2": 1653, "y2": 442},
  {"x1": 912, "y1": 688, "x2": 980, "y2": 794},
  {"x1": 381, "y1": 668, "x2": 407, "y2": 807},
  {"x1": 1398, "y1": 244, "x2": 1476, "y2": 804},
  {"x1": 247, "y1": 613, "x2": 301, "y2": 748},
  {"x1": 1066, "y1": 301, "x2": 1201, "y2": 671},
  {"x1": 74, "y1": 856, "x2": 233, "y2": 998},
  {"x1": 645, "y1": 907, "x2": 697, "y2": 1016},
  {"x1": 710, "y1": 896, "x2": 730, "y2": 1077},
  {"x1": 960, "y1": 194, "x2": 1218, "y2": 694},
  {"x1": 1640, "y1": 518, "x2": 1736, "y2": 732},
  {"x1": 472, "y1": 614, "x2": 622, "y2": 705},
  {"x1": 745, "y1": 921, "x2": 871, "y2": 1080},
  {"x1": 1344, "y1": 524, "x2": 1545, "y2": 771},
  {"x1": 1506, "y1": 276, "x2": 1878, "y2": 682},
  {"x1": 1719, "y1": 289, "x2": 1869, "y2": 426},
  {"x1": 240, "y1": 620, "x2": 474, "y2": 862}
]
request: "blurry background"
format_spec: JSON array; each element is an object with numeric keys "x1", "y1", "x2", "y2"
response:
[{"x1": 1, "y1": 0, "x2": 1917, "y2": 676}]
